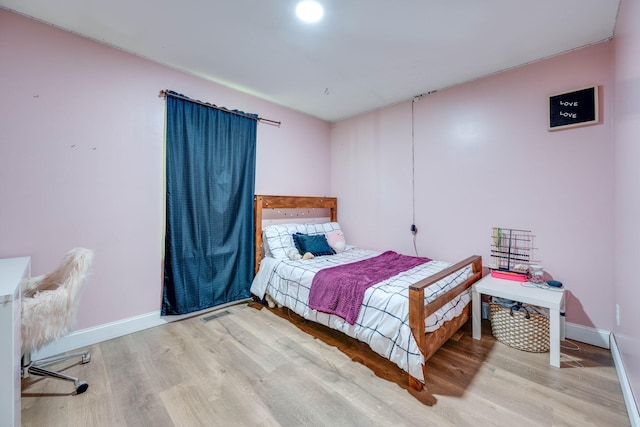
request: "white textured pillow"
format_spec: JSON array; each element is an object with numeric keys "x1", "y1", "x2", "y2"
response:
[
  {"x1": 305, "y1": 222, "x2": 342, "y2": 236},
  {"x1": 262, "y1": 222, "x2": 344, "y2": 259},
  {"x1": 263, "y1": 223, "x2": 307, "y2": 259}
]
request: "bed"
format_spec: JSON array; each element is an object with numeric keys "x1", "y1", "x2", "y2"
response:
[{"x1": 251, "y1": 195, "x2": 482, "y2": 391}]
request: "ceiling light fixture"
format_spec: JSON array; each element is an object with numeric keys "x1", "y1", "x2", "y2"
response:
[{"x1": 296, "y1": 1, "x2": 324, "y2": 23}]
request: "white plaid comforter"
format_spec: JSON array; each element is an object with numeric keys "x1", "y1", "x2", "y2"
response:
[{"x1": 250, "y1": 247, "x2": 472, "y2": 383}]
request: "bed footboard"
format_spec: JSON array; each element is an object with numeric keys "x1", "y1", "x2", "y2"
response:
[{"x1": 407, "y1": 255, "x2": 482, "y2": 391}]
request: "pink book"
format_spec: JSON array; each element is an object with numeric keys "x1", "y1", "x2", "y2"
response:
[{"x1": 491, "y1": 270, "x2": 528, "y2": 282}]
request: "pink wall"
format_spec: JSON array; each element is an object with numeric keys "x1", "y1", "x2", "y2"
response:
[
  {"x1": 332, "y1": 43, "x2": 614, "y2": 330},
  {"x1": 2, "y1": 7, "x2": 636, "y2": 406},
  {"x1": 613, "y1": 0, "x2": 640, "y2": 410},
  {"x1": 0, "y1": 9, "x2": 331, "y2": 330},
  {"x1": 2, "y1": 3, "x2": 637, "y2": 412}
]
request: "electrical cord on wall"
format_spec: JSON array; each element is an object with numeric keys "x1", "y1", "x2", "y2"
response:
[
  {"x1": 411, "y1": 96, "x2": 419, "y2": 257},
  {"x1": 411, "y1": 97, "x2": 416, "y2": 232}
]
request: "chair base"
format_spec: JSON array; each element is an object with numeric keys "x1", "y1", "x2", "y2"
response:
[{"x1": 22, "y1": 350, "x2": 91, "y2": 395}]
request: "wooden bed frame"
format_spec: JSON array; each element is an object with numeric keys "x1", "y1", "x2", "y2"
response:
[{"x1": 253, "y1": 194, "x2": 482, "y2": 391}]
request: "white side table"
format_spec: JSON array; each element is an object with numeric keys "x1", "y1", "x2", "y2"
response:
[
  {"x1": 0, "y1": 256, "x2": 30, "y2": 427},
  {"x1": 472, "y1": 273, "x2": 566, "y2": 367}
]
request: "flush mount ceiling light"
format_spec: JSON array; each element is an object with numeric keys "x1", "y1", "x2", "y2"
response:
[{"x1": 296, "y1": 0, "x2": 324, "y2": 23}]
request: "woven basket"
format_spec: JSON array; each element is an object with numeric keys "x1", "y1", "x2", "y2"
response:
[{"x1": 489, "y1": 302, "x2": 550, "y2": 352}]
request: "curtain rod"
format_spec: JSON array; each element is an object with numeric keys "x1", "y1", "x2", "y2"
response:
[{"x1": 159, "y1": 90, "x2": 281, "y2": 127}]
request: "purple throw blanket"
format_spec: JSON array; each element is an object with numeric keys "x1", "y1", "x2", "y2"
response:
[{"x1": 308, "y1": 251, "x2": 431, "y2": 324}]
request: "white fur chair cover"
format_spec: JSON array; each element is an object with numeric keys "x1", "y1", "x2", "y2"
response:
[{"x1": 21, "y1": 248, "x2": 94, "y2": 355}]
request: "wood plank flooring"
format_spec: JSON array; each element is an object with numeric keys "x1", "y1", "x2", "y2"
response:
[{"x1": 21, "y1": 302, "x2": 630, "y2": 426}]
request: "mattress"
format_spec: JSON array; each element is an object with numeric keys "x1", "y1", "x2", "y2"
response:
[{"x1": 250, "y1": 247, "x2": 473, "y2": 382}]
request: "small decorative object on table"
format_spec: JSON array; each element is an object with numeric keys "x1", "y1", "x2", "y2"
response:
[{"x1": 528, "y1": 264, "x2": 545, "y2": 284}]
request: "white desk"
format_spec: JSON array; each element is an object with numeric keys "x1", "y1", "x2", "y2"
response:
[
  {"x1": 472, "y1": 274, "x2": 566, "y2": 367},
  {"x1": 0, "y1": 257, "x2": 30, "y2": 427}
]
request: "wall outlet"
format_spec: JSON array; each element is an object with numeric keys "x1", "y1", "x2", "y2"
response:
[{"x1": 616, "y1": 303, "x2": 620, "y2": 326}]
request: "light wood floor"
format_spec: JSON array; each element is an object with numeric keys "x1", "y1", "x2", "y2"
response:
[{"x1": 21, "y1": 303, "x2": 630, "y2": 427}]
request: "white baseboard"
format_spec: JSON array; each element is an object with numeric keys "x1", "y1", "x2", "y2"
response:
[
  {"x1": 610, "y1": 333, "x2": 640, "y2": 427},
  {"x1": 31, "y1": 299, "x2": 252, "y2": 360},
  {"x1": 563, "y1": 325, "x2": 638, "y2": 426},
  {"x1": 565, "y1": 321, "x2": 611, "y2": 349},
  {"x1": 31, "y1": 311, "x2": 167, "y2": 360}
]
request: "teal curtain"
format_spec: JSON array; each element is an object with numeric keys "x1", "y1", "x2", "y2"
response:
[{"x1": 162, "y1": 92, "x2": 256, "y2": 315}]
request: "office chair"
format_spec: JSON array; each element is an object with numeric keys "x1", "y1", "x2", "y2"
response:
[{"x1": 21, "y1": 247, "x2": 94, "y2": 395}]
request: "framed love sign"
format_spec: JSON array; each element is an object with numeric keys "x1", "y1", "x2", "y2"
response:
[{"x1": 548, "y1": 85, "x2": 599, "y2": 130}]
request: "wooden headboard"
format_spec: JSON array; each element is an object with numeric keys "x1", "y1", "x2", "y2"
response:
[{"x1": 254, "y1": 195, "x2": 338, "y2": 274}]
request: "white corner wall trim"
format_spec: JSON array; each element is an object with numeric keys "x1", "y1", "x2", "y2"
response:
[
  {"x1": 31, "y1": 311, "x2": 167, "y2": 360},
  {"x1": 565, "y1": 321, "x2": 611, "y2": 349},
  {"x1": 611, "y1": 333, "x2": 640, "y2": 427}
]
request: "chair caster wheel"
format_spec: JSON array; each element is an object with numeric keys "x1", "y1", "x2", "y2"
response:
[{"x1": 76, "y1": 381, "x2": 89, "y2": 395}]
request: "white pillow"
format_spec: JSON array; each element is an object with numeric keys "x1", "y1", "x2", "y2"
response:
[
  {"x1": 262, "y1": 222, "x2": 344, "y2": 259},
  {"x1": 263, "y1": 223, "x2": 307, "y2": 259},
  {"x1": 305, "y1": 222, "x2": 342, "y2": 236}
]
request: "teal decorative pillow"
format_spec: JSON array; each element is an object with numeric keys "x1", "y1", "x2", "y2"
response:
[{"x1": 292, "y1": 233, "x2": 335, "y2": 256}]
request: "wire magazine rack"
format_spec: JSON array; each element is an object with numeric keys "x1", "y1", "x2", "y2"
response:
[{"x1": 490, "y1": 227, "x2": 537, "y2": 273}]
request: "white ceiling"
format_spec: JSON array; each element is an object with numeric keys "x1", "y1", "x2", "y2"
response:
[{"x1": 1, "y1": 0, "x2": 620, "y2": 122}]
